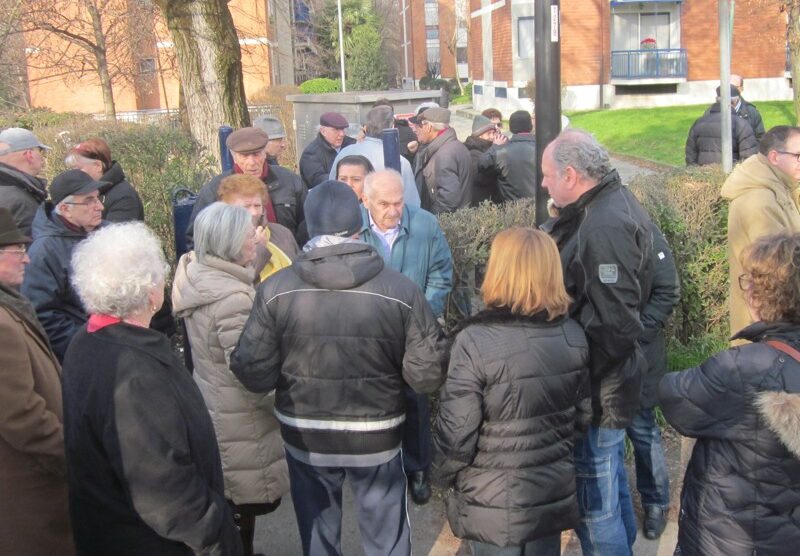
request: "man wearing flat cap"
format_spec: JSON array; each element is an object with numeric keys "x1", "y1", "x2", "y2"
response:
[
  {"x1": 231, "y1": 179, "x2": 445, "y2": 556},
  {"x1": 21, "y1": 169, "x2": 107, "y2": 361},
  {"x1": 187, "y1": 126, "x2": 308, "y2": 245},
  {"x1": 413, "y1": 107, "x2": 473, "y2": 214},
  {"x1": 299, "y1": 112, "x2": 357, "y2": 189},
  {"x1": 0, "y1": 128, "x2": 51, "y2": 237},
  {"x1": 254, "y1": 114, "x2": 290, "y2": 166}
]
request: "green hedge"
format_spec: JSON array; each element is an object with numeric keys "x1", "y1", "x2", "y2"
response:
[{"x1": 299, "y1": 78, "x2": 342, "y2": 94}]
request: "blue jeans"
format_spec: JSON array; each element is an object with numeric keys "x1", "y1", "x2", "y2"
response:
[
  {"x1": 402, "y1": 387, "x2": 431, "y2": 473},
  {"x1": 574, "y1": 427, "x2": 636, "y2": 556},
  {"x1": 470, "y1": 535, "x2": 561, "y2": 555},
  {"x1": 626, "y1": 408, "x2": 670, "y2": 509}
]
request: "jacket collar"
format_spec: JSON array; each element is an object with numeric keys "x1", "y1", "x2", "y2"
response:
[
  {"x1": 731, "y1": 320, "x2": 800, "y2": 349},
  {"x1": 359, "y1": 205, "x2": 410, "y2": 236},
  {"x1": 0, "y1": 282, "x2": 51, "y2": 348},
  {"x1": 452, "y1": 306, "x2": 562, "y2": 336},
  {"x1": 90, "y1": 322, "x2": 179, "y2": 369},
  {"x1": 541, "y1": 169, "x2": 622, "y2": 234}
]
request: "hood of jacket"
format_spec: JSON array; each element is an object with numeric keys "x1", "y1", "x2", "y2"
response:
[
  {"x1": 100, "y1": 161, "x2": 126, "y2": 191},
  {"x1": 0, "y1": 161, "x2": 47, "y2": 202},
  {"x1": 293, "y1": 241, "x2": 384, "y2": 291},
  {"x1": 172, "y1": 252, "x2": 255, "y2": 318},
  {"x1": 31, "y1": 204, "x2": 90, "y2": 240},
  {"x1": 720, "y1": 153, "x2": 797, "y2": 202}
]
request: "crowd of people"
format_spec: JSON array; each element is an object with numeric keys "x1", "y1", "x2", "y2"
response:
[{"x1": 0, "y1": 89, "x2": 799, "y2": 556}]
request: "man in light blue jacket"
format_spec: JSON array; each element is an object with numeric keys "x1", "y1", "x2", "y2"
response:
[{"x1": 359, "y1": 169, "x2": 452, "y2": 504}]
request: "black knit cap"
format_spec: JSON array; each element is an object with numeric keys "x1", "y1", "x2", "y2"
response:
[
  {"x1": 304, "y1": 180, "x2": 362, "y2": 239},
  {"x1": 509, "y1": 110, "x2": 533, "y2": 134}
]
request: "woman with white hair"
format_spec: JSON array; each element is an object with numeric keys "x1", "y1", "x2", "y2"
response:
[
  {"x1": 172, "y1": 202, "x2": 288, "y2": 556},
  {"x1": 61, "y1": 222, "x2": 242, "y2": 556}
]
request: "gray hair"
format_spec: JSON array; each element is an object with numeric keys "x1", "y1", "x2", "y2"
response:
[
  {"x1": 64, "y1": 152, "x2": 96, "y2": 168},
  {"x1": 194, "y1": 202, "x2": 252, "y2": 264},
  {"x1": 364, "y1": 169, "x2": 404, "y2": 200},
  {"x1": 429, "y1": 121, "x2": 447, "y2": 132},
  {"x1": 53, "y1": 195, "x2": 75, "y2": 215},
  {"x1": 71, "y1": 222, "x2": 167, "y2": 318},
  {"x1": 365, "y1": 106, "x2": 394, "y2": 138},
  {"x1": 550, "y1": 129, "x2": 612, "y2": 181}
]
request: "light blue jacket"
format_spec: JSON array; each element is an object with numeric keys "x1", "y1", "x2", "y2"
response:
[
  {"x1": 359, "y1": 204, "x2": 453, "y2": 316},
  {"x1": 330, "y1": 137, "x2": 421, "y2": 207}
]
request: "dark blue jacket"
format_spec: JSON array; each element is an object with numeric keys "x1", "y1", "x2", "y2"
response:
[{"x1": 359, "y1": 204, "x2": 453, "y2": 317}]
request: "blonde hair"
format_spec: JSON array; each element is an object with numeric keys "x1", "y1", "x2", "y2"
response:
[
  {"x1": 218, "y1": 174, "x2": 267, "y2": 202},
  {"x1": 481, "y1": 227, "x2": 571, "y2": 319}
]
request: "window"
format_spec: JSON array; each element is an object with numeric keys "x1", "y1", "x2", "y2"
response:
[
  {"x1": 426, "y1": 26, "x2": 439, "y2": 40},
  {"x1": 457, "y1": 46, "x2": 468, "y2": 64},
  {"x1": 495, "y1": 87, "x2": 507, "y2": 98},
  {"x1": 612, "y1": 10, "x2": 670, "y2": 50},
  {"x1": 473, "y1": 84, "x2": 483, "y2": 95},
  {"x1": 425, "y1": 5, "x2": 438, "y2": 25},
  {"x1": 138, "y1": 58, "x2": 156, "y2": 74},
  {"x1": 517, "y1": 16, "x2": 535, "y2": 58}
]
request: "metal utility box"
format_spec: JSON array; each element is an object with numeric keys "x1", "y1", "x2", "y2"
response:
[{"x1": 287, "y1": 90, "x2": 443, "y2": 163}]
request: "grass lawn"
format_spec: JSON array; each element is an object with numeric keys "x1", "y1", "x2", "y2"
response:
[{"x1": 568, "y1": 100, "x2": 795, "y2": 167}]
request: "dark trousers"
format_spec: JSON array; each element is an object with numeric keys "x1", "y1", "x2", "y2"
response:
[
  {"x1": 402, "y1": 386, "x2": 431, "y2": 473},
  {"x1": 470, "y1": 535, "x2": 561, "y2": 556},
  {"x1": 285, "y1": 450, "x2": 411, "y2": 556},
  {"x1": 229, "y1": 499, "x2": 281, "y2": 556}
]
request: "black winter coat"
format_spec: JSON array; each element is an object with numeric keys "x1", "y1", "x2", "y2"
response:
[
  {"x1": 685, "y1": 103, "x2": 759, "y2": 166},
  {"x1": 639, "y1": 225, "x2": 680, "y2": 408},
  {"x1": 62, "y1": 323, "x2": 242, "y2": 556},
  {"x1": 186, "y1": 164, "x2": 308, "y2": 245},
  {"x1": 415, "y1": 127, "x2": 473, "y2": 214},
  {"x1": 463, "y1": 135, "x2": 502, "y2": 206},
  {"x1": 542, "y1": 171, "x2": 653, "y2": 429},
  {"x1": 0, "y1": 161, "x2": 47, "y2": 236},
  {"x1": 299, "y1": 133, "x2": 356, "y2": 189},
  {"x1": 736, "y1": 98, "x2": 765, "y2": 142},
  {"x1": 659, "y1": 321, "x2": 800, "y2": 556},
  {"x1": 231, "y1": 241, "x2": 445, "y2": 459},
  {"x1": 478, "y1": 133, "x2": 538, "y2": 201},
  {"x1": 99, "y1": 161, "x2": 144, "y2": 223},
  {"x1": 433, "y1": 309, "x2": 591, "y2": 547}
]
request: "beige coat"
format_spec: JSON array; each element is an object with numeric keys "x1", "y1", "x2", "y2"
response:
[
  {"x1": 0, "y1": 288, "x2": 74, "y2": 555},
  {"x1": 172, "y1": 253, "x2": 288, "y2": 505},
  {"x1": 720, "y1": 154, "x2": 800, "y2": 338}
]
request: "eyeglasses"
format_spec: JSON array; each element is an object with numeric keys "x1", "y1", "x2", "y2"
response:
[
  {"x1": 776, "y1": 151, "x2": 800, "y2": 162},
  {"x1": 1, "y1": 246, "x2": 27, "y2": 256},
  {"x1": 65, "y1": 195, "x2": 104, "y2": 207},
  {"x1": 738, "y1": 273, "x2": 752, "y2": 291}
]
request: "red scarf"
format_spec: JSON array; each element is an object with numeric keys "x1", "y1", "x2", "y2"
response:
[{"x1": 87, "y1": 314, "x2": 122, "y2": 333}]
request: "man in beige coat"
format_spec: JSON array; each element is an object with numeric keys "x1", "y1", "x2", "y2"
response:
[
  {"x1": 0, "y1": 207, "x2": 73, "y2": 555},
  {"x1": 720, "y1": 125, "x2": 800, "y2": 339}
]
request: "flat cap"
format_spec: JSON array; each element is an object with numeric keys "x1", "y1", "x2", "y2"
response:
[
  {"x1": 320, "y1": 112, "x2": 349, "y2": 129},
  {"x1": 420, "y1": 107, "x2": 451, "y2": 125},
  {"x1": 0, "y1": 128, "x2": 50, "y2": 156},
  {"x1": 253, "y1": 115, "x2": 287, "y2": 139},
  {"x1": 226, "y1": 127, "x2": 269, "y2": 154}
]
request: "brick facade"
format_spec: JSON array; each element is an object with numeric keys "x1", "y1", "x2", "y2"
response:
[
  {"x1": 561, "y1": 0, "x2": 609, "y2": 86},
  {"x1": 492, "y1": 2, "x2": 513, "y2": 82},
  {"x1": 468, "y1": 0, "x2": 483, "y2": 81}
]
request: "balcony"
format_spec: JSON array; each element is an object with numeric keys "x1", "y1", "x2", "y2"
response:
[{"x1": 611, "y1": 48, "x2": 687, "y2": 84}]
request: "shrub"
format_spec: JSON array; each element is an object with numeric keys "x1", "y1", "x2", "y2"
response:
[
  {"x1": 299, "y1": 78, "x2": 341, "y2": 94},
  {"x1": 0, "y1": 108, "x2": 92, "y2": 130},
  {"x1": 347, "y1": 25, "x2": 390, "y2": 91}
]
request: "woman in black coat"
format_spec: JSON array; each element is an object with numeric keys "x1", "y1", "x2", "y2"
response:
[
  {"x1": 66, "y1": 138, "x2": 145, "y2": 222},
  {"x1": 61, "y1": 222, "x2": 241, "y2": 556},
  {"x1": 433, "y1": 227, "x2": 591, "y2": 556},
  {"x1": 660, "y1": 231, "x2": 800, "y2": 556}
]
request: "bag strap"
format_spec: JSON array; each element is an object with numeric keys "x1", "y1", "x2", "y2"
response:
[{"x1": 766, "y1": 340, "x2": 800, "y2": 363}]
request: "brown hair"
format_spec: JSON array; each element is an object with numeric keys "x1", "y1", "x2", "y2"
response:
[
  {"x1": 217, "y1": 174, "x2": 267, "y2": 202},
  {"x1": 481, "y1": 108, "x2": 502, "y2": 121},
  {"x1": 742, "y1": 232, "x2": 800, "y2": 324},
  {"x1": 69, "y1": 138, "x2": 112, "y2": 172},
  {"x1": 481, "y1": 227, "x2": 571, "y2": 319}
]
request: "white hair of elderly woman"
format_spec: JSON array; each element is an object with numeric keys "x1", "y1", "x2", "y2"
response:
[
  {"x1": 71, "y1": 222, "x2": 167, "y2": 318},
  {"x1": 193, "y1": 202, "x2": 253, "y2": 265}
]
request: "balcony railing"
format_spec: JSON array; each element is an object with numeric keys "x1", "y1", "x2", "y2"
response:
[{"x1": 611, "y1": 48, "x2": 687, "y2": 80}]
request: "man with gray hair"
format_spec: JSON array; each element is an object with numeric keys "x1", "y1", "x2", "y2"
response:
[
  {"x1": 329, "y1": 106, "x2": 420, "y2": 207},
  {"x1": 21, "y1": 169, "x2": 106, "y2": 361},
  {"x1": 541, "y1": 129, "x2": 654, "y2": 555},
  {"x1": 254, "y1": 114, "x2": 289, "y2": 165},
  {"x1": 359, "y1": 169, "x2": 453, "y2": 505},
  {"x1": 0, "y1": 128, "x2": 50, "y2": 236},
  {"x1": 731, "y1": 73, "x2": 765, "y2": 142}
]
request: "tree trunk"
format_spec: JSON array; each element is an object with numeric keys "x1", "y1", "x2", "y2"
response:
[
  {"x1": 84, "y1": 0, "x2": 116, "y2": 119},
  {"x1": 790, "y1": 2, "x2": 800, "y2": 125},
  {"x1": 154, "y1": 0, "x2": 250, "y2": 164}
]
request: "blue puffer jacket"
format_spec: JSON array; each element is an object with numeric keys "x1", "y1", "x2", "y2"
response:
[
  {"x1": 21, "y1": 205, "x2": 96, "y2": 361},
  {"x1": 359, "y1": 204, "x2": 453, "y2": 317}
]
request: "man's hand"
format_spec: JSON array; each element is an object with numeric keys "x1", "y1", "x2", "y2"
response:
[
  {"x1": 493, "y1": 133, "x2": 508, "y2": 146},
  {"x1": 407, "y1": 140, "x2": 419, "y2": 154}
]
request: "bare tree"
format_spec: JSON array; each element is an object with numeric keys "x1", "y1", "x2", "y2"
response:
[
  {"x1": 153, "y1": 0, "x2": 249, "y2": 163},
  {"x1": 0, "y1": 0, "x2": 30, "y2": 108},
  {"x1": 443, "y1": 0, "x2": 468, "y2": 95}
]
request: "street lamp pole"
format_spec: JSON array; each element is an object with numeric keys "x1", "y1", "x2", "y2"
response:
[
  {"x1": 401, "y1": 0, "x2": 409, "y2": 82},
  {"x1": 337, "y1": 0, "x2": 347, "y2": 92}
]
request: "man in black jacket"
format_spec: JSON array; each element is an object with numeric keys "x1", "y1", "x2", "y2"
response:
[
  {"x1": 299, "y1": 112, "x2": 356, "y2": 189},
  {"x1": 186, "y1": 127, "x2": 307, "y2": 245},
  {"x1": 231, "y1": 180, "x2": 444, "y2": 556},
  {"x1": 0, "y1": 128, "x2": 50, "y2": 236},
  {"x1": 731, "y1": 74, "x2": 766, "y2": 142},
  {"x1": 541, "y1": 129, "x2": 654, "y2": 555},
  {"x1": 478, "y1": 110, "x2": 537, "y2": 201}
]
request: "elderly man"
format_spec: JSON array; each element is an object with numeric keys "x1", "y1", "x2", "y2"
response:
[
  {"x1": 254, "y1": 114, "x2": 289, "y2": 165},
  {"x1": 329, "y1": 106, "x2": 421, "y2": 207},
  {"x1": 731, "y1": 74, "x2": 765, "y2": 142},
  {"x1": 299, "y1": 112, "x2": 356, "y2": 189},
  {"x1": 414, "y1": 107, "x2": 472, "y2": 214},
  {"x1": 359, "y1": 169, "x2": 453, "y2": 505},
  {"x1": 721, "y1": 125, "x2": 800, "y2": 339},
  {"x1": 541, "y1": 129, "x2": 654, "y2": 555},
  {"x1": 187, "y1": 126, "x2": 307, "y2": 244},
  {"x1": 21, "y1": 170, "x2": 106, "y2": 361},
  {"x1": 0, "y1": 128, "x2": 50, "y2": 236},
  {"x1": 478, "y1": 110, "x2": 537, "y2": 201},
  {"x1": 231, "y1": 180, "x2": 444, "y2": 556},
  {"x1": 335, "y1": 155, "x2": 374, "y2": 201}
]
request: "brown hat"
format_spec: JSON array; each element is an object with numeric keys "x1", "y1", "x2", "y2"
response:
[
  {"x1": 420, "y1": 107, "x2": 451, "y2": 125},
  {"x1": 226, "y1": 127, "x2": 269, "y2": 154},
  {"x1": 319, "y1": 112, "x2": 349, "y2": 129},
  {"x1": 0, "y1": 207, "x2": 31, "y2": 246}
]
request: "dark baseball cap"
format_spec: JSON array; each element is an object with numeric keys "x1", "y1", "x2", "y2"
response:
[
  {"x1": 226, "y1": 127, "x2": 269, "y2": 154},
  {"x1": 319, "y1": 112, "x2": 349, "y2": 129},
  {"x1": 50, "y1": 169, "x2": 107, "y2": 206}
]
